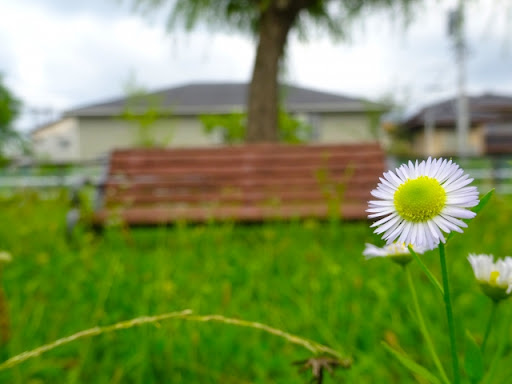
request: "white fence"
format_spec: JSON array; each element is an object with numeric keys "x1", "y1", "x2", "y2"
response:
[
  {"x1": 0, "y1": 162, "x2": 510, "y2": 194},
  {"x1": 465, "y1": 168, "x2": 512, "y2": 195},
  {"x1": 0, "y1": 175, "x2": 103, "y2": 188}
]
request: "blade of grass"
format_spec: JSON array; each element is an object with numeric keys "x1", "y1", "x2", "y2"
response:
[{"x1": 381, "y1": 342, "x2": 442, "y2": 384}]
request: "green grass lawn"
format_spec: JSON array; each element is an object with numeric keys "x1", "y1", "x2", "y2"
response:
[{"x1": 0, "y1": 190, "x2": 511, "y2": 383}]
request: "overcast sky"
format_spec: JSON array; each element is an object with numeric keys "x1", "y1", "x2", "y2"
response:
[{"x1": 0, "y1": 0, "x2": 511, "y2": 132}]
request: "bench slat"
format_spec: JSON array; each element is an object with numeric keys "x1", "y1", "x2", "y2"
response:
[
  {"x1": 92, "y1": 203, "x2": 370, "y2": 225},
  {"x1": 103, "y1": 188, "x2": 373, "y2": 206},
  {"x1": 93, "y1": 143, "x2": 385, "y2": 225}
]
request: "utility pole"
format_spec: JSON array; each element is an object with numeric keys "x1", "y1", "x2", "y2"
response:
[{"x1": 448, "y1": 0, "x2": 470, "y2": 157}]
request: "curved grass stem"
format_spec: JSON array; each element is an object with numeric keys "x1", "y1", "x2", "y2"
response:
[{"x1": 0, "y1": 310, "x2": 347, "y2": 371}]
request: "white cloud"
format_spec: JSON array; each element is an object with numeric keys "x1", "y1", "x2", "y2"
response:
[{"x1": 0, "y1": 0, "x2": 511, "y2": 132}]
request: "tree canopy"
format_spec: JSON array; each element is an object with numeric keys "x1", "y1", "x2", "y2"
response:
[
  {"x1": 0, "y1": 75, "x2": 20, "y2": 138},
  {"x1": 125, "y1": 0, "x2": 420, "y2": 142},
  {"x1": 0, "y1": 74, "x2": 21, "y2": 155}
]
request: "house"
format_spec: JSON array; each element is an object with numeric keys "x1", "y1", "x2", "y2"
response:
[
  {"x1": 401, "y1": 93, "x2": 512, "y2": 157},
  {"x1": 30, "y1": 82, "x2": 388, "y2": 163}
]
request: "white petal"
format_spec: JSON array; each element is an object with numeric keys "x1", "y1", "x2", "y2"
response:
[
  {"x1": 437, "y1": 215, "x2": 463, "y2": 233},
  {"x1": 410, "y1": 223, "x2": 418, "y2": 245},
  {"x1": 439, "y1": 214, "x2": 468, "y2": 228},
  {"x1": 368, "y1": 210, "x2": 395, "y2": 219},
  {"x1": 367, "y1": 206, "x2": 394, "y2": 213},
  {"x1": 417, "y1": 223, "x2": 425, "y2": 246},
  {"x1": 371, "y1": 189, "x2": 392, "y2": 199},
  {"x1": 374, "y1": 215, "x2": 401, "y2": 233},
  {"x1": 376, "y1": 183, "x2": 396, "y2": 195},
  {"x1": 442, "y1": 169, "x2": 464, "y2": 187},
  {"x1": 446, "y1": 196, "x2": 480, "y2": 205},
  {"x1": 371, "y1": 213, "x2": 399, "y2": 227},
  {"x1": 398, "y1": 221, "x2": 412, "y2": 244},
  {"x1": 396, "y1": 166, "x2": 408, "y2": 181},
  {"x1": 379, "y1": 177, "x2": 398, "y2": 192},
  {"x1": 380, "y1": 219, "x2": 402, "y2": 239},
  {"x1": 444, "y1": 176, "x2": 474, "y2": 192},
  {"x1": 442, "y1": 206, "x2": 476, "y2": 219},
  {"x1": 385, "y1": 221, "x2": 406, "y2": 243},
  {"x1": 426, "y1": 221, "x2": 444, "y2": 248},
  {"x1": 425, "y1": 157, "x2": 433, "y2": 176},
  {"x1": 369, "y1": 200, "x2": 395, "y2": 207},
  {"x1": 418, "y1": 159, "x2": 426, "y2": 176},
  {"x1": 385, "y1": 171, "x2": 403, "y2": 187}
]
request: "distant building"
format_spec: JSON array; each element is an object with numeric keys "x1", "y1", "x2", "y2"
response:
[
  {"x1": 402, "y1": 93, "x2": 512, "y2": 157},
  {"x1": 30, "y1": 82, "x2": 388, "y2": 163}
]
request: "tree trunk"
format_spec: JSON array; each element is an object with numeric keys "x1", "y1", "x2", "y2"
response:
[{"x1": 246, "y1": 5, "x2": 300, "y2": 143}]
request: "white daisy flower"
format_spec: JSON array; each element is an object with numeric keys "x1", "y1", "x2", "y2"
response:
[
  {"x1": 363, "y1": 242, "x2": 427, "y2": 266},
  {"x1": 367, "y1": 157, "x2": 479, "y2": 250},
  {"x1": 468, "y1": 254, "x2": 512, "y2": 302}
]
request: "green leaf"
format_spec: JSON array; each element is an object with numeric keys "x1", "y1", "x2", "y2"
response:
[
  {"x1": 472, "y1": 189, "x2": 494, "y2": 215},
  {"x1": 464, "y1": 330, "x2": 484, "y2": 384},
  {"x1": 381, "y1": 342, "x2": 442, "y2": 384},
  {"x1": 446, "y1": 189, "x2": 494, "y2": 242}
]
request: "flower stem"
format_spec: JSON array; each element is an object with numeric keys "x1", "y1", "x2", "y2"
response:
[
  {"x1": 408, "y1": 245, "x2": 444, "y2": 295},
  {"x1": 439, "y1": 242, "x2": 460, "y2": 384},
  {"x1": 406, "y1": 267, "x2": 450, "y2": 384},
  {"x1": 484, "y1": 305, "x2": 509, "y2": 384},
  {"x1": 481, "y1": 301, "x2": 498, "y2": 353}
]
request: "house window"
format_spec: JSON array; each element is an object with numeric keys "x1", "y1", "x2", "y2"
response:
[
  {"x1": 485, "y1": 123, "x2": 512, "y2": 155},
  {"x1": 305, "y1": 113, "x2": 320, "y2": 141},
  {"x1": 486, "y1": 134, "x2": 512, "y2": 154},
  {"x1": 58, "y1": 138, "x2": 71, "y2": 148}
]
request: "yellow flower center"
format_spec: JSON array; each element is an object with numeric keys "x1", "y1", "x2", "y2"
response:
[
  {"x1": 489, "y1": 271, "x2": 500, "y2": 286},
  {"x1": 393, "y1": 176, "x2": 447, "y2": 222}
]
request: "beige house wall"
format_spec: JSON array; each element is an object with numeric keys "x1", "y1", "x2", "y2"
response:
[
  {"x1": 316, "y1": 113, "x2": 377, "y2": 143},
  {"x1": 412, "y1": 125, "x2": 485, "y2": 157},
  {"x1": 32, "y1": 117, "x2": 80, "y2": 162},
  {"x1": 78, "y1": 116, "x2": 220, "y2": 161},
  {"x1": 31, "y1": 112, "x2": 383, "y2": 162}
]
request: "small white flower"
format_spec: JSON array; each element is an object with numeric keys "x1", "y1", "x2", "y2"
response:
[
  {"x1": 363, "y1": 242, "x2": 426, "y2": 266},
  {"x1": 0, "y1": 251, "x2": 11, "y2": 263},
  {"x1": 367, "y1": 157, "x2": 479, "y2": 250},
  {"x1": 468, "y1": 254, "x2": 512, "y2": 301}
]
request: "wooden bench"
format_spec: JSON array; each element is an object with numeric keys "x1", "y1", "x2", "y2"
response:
[{"x1": 86, "y1": 143, "x2": 386, "y2": 227}]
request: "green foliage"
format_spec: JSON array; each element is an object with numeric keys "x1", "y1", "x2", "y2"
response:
[
  {"x1": 382, "y1": 342, "x2": 442, "y2": 384},
  {"x1": 0, "y1": 74, "x2": 22, "y2": 158},
  {"x1": 200, "y1": 113, "x2": 246, "y2": 144},
  {"x1": 1, "y1": 192, "x2": 512, "y2": 382},
  {"x1": 132, "y1": 0, "x2": 419, "y2": 41},
  {"x1": 200, "y1": 109, "x2": 312, "y2": 144},
  {"x1": 464, "y1": 330, "x2": 484, "y2": 384},
  {"x1": 0, "y1": 75, "x2": 20, "y2": 134},
  {"x1": 120, "y1": 78, "x2": 172, "y2": 148},
  {"x1": 277, "y1": 108, "x2": 312, "y2": 143}
]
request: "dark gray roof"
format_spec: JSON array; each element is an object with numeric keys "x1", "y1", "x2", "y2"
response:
[
  {"x1": 64, "y1": 82, "x2": 386, "y2": 117},
  {"x1": 403, "y1": 93, "x2": 512, "y2": 130}
]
